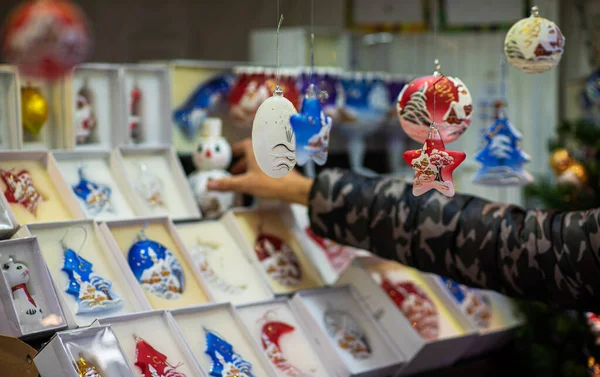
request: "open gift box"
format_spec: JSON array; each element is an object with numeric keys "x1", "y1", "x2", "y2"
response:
[
  {"x1": 0, "y1": 237, "x2": 67, "y2": 339},
  {"x1": 15, "y1": 219, "x2": 150, "y2": 329},
  {"x1": 336, "y1": 258, "x2": 479, "y2": 376},
  {"x1": 99, "y1": 216, "x2": 212, "y2": 310}
]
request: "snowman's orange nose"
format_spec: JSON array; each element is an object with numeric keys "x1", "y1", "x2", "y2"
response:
[{"x1": 205, "y1": 150, "x2": 212, "y2": 158}]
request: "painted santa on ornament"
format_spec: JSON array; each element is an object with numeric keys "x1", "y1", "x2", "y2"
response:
[{"x1": 188, "y1": 118, "x2": 234, "y2": 218}]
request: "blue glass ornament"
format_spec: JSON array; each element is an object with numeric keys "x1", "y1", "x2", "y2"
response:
[
  {"x1": 128, "y1": 224, "x2": 185, "y2": 300},
  {"x1": 204, "y1": 328, "x2": 254, "y2": 377},
  {"x1": 472, "y1": 116, "x2": 533, "y2": 186},
  {"x1": 440, "y1": 277, "x2": 492, "y2": 328},
  {"x1": 72, "y1": 166, "x2": 114, "y2": 215},
  {"x1": 173, "y1": 73, "x2": 234, "y2": 139},
  {"x1": 60, "y1": 226, "x2": 123, "y2": 315},
  {"x1": 289, "y1": 85, "x2": 333, "y2": 166},
  {"x1": 440, "y1": 277, "x2": 467, "y2": 303}
]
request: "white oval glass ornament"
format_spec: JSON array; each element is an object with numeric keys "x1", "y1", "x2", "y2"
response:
[
  {"x1": 504, "y1": 6, "x2": 565, "y2": 74},
  {"x1": 252, "y1": 92, "x2": 298, "y2": 178}
]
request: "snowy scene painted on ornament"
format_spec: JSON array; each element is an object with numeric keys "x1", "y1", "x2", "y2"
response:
[
  {"x1": 62, "y1": 248, "x2": 123, "y2": 315},
  {"x1": 439, "y1": 277, "x2": 491, "y2": 329},
  {"x1": 204, "y1": 328, "x2": 255, "y2": 377},
  {"x1": 173, "y1": 74, "x2": 234, "y2": 139},
  {"x1": 191, "y1": 240, "x2": 247, "y2": 295},
  {"x1": 72, "y1": 166, "x2": 114, "y2": 216},
  {"x1": 290, "y1": 91, "x2": 332, "y2": 166},
  {"x1": 74, "y1": 84, "x2": 96, "y2": 144},
  {"x1": 378, "y1": 276, "x2": 439, "y2": 341},
  {"x1": 504, "y1": 7, "x2": 565, "y2": 74},
  {"x1": 473, "y1": 117, "x2": 533, "y2": 186},
  {"x1": 337, "y1": 74, "x2": 390, "y2": 134},
  {"x1": 128, "y1": 229, "x2": 185, "y2": 300},
  {"x1": 254, "y1": 232, "x2": 302, "y2": 287},
  {"x1": 397, "y1": 75, "x2": 473, "y2": 144},
  {"x1": 403, "y1": 128, "x2": 466, "y2": 197},
  {"x1": 323, "y1": 307, "x2": 371, "y2": 360},
  {"x1": 0, "y1": 168, "x2": 45, "y2": 215}
]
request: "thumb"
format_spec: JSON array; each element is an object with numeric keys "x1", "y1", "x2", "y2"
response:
[{"x1": 207, "y1": 175, "x2": 246, "y2": 193}]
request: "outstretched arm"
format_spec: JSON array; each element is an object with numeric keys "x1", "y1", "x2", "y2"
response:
[{"x1": 309, "y1": 169, "x2": 600, "y2": 312}]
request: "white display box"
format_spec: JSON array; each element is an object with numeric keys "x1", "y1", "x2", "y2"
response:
[
  {"x1": 20, "y1": 73, "x2": 72, "y2": 150},
  {"x1": 121, "y1": 64, "x2": 172, "y2": 146},
  {"x1": 99, "y1": 216, "x2": 213, "y2": 310},
  {"x1": 34, "y1": 325, "x2": 137, "y2": 377},
  {"x1": 0, "y1": 237, "x2": 67, "y2": 339},
  {"x1": 52, "y1": 150, "x2": 137, "y2": 220},
  {"x1": 290, "y1": 204, "x2": 355, "y2": 285},
  {"x1": 336, "y1": 259, "x2": 479, "y2": 376},
  {"x1": 237, "y1": 298, "x2": 334, "y2": 377},
  {"x1": 0, "y1": 151, "x2": 85, "y2": 225},
  {"x1": 175, "y1": 220, "x2": 274, "y2": 305},
  {"x1": 114, "y1": 146, "x2": 201, "y2": 221},
  {"x1": 170, "y1": 303, "x2": 276, "y2": 377},
  {"x1": 0, "y1": 65, "x2": 22, "y2": 149},
  {"x1": 221, "y1": 206, "x2": 325, "y2": 295},
  {"x1": 290, "y1": 286, "x2": 404, "y2": 377},
  {"x1": 97, "y1": 310, "x2": 205, "y2": 377},
  {"x1": 69, "y1": 63, "x2": 125, "y2": 150},
  {"x1": 0, "y1": 190, "x2": 18, "y2": 240},
  {"x1": 18, "y1": 220, "x2": 150, "y2": 329}
]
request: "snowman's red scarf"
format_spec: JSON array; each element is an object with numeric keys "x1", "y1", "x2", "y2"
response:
[{"x1": 11, "y1": 284, "x2": 37, "y2": 307}]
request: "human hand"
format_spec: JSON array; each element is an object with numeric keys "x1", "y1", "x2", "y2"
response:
[{"x1": 207, "y1": 139, "x2": 314, "y2": 206}]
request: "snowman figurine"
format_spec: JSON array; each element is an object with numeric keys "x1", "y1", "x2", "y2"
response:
[
  {"x1": 188, "y1": 118, "x2": 235, "y2": 218},
  {"x1": 2, "y1": 257, "x2": 43, "y2": 329}
]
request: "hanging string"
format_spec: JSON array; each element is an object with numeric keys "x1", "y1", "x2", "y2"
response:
[
  {"x1": 309, "y1": 0, "x2": 315, "y2": 88},
  {"x1": 430, "y1": 0, "x2": 441, "y2": 135},
  {"x1": 275, "y1": 13, "x2": 284, "y2": 95}
]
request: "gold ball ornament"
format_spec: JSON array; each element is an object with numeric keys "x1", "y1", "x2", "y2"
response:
[
  {"x1": 549, "y1": 148, "x2": 573, "y2": 174},
  {"x1": 21, "y1": 86, "x2": 49, "y2": 136},
  {"x1": 557, "y1": 162, "x2": 588, "y2": 186},
  {"x1": 504, "y1": 6, "x2": 565, "y2": 74}
]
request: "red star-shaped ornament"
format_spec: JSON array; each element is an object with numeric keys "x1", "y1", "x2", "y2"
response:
[{"x1": 403, "y1": 127, "x2": 465, "y2": 197}]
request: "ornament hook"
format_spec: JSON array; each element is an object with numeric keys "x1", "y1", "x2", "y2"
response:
[
  {"x1": 60, "y1": 225, "x2": 88, "y2": 257},
  {"x1": 274, "y1": 13, "x2": 284, "y2": 96},
  {"x1": 531, "y1": 5, "x2": 540, "y2": 17},
  {"x1": 136, "y1": 221, "x2": 150, "y2": 242}
]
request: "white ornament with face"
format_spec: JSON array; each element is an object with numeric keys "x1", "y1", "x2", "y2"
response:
[{"x1": 2, "y1": 257, "x2": 43, "y2": 327}]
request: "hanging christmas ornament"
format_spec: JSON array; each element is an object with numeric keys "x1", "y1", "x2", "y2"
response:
[
  {"x1": 204, "y1": 328, "x2": 255, "y2": 377},
  {"x1": 129, "y1": 85, "x2": 142, "y2": 143},
  {"x1": 549, "y1": 148, "x2": 573, "y2": 174},
  {"x1": 0, "y1": 168, "x2": 45, "y2": 215},
  {"x1": 75, "y1": 355, "x2": 102, "y2": 377},
  {"x1": 397, "y1": 61, "x2": 472, "y2": 144},
  {"x1": 173, "y1": 73, "x2": 235, "y2": 139},
  {"x1": 254, "y1": 228, "x2": 301, "y2": 286},
  {"x1": 290, "y1": 84, "x2": 333, "y2": 166},
  {"x1": 74, "y1": 82, "x2": 96, "y2": 144},
  {"x1": 21, "y1": 86, "x2": 48, "y2": 136},
  {"x1": 549, "y1": 148, "x2": 588, "y2": 187},
  {"x1": 380, "y1": 277, "x2": 439, "y2": 340},
  {"x1": 2, "y1": 0, "x2": 91, "y2": 80},
  {"x1": 135, "y1": 162, "x2": 166, "y2": 209},
  {"x1": 60, "y1": 226, "x2": 122, "y2": 315},
  {"x1": 191, "y1": 239, "x2": 247, "y2": 295},
  {"x1": 440, "y1": 278, "x2": 491, "y2": 329},
  {"x1": 2, "y1": 257, "x2": 43, "y2": 328},
  {"x1": 258, "y1": 312, "x2": 307, "y2": 377},
  {"x1": 305, "y1": 227, "x2": 353, "y2": 273},
  {"x1": 296, "y1": 67, "x2": 341, "y2": 121},
  {"x1": 323, "y1": 307, "x2": 371, "y2": 359},
  {"x1": 72, "y1": 166, "x2": 114, "y2": 215},
  {"x1": 473, "y1": 115, "x2": 533, "y2": 186},
  {"x1": 128, "y1": 224, "x2": 185, "y2": 300},
  {"x1": 403, "y1": 125, "x2": 466, "y2": 197},
  {"x1": 134, "y1": 335, "x2": 187, "y2": 377},
  {"x1": 586, "y1": 312, "x2": 600, "y2": 345},
  {"x1": 504, "y1": 6, "x2": 565, "y2": 74},
  {"x1": 229, "y1": 67, "x2": 270, "y2": 127}
]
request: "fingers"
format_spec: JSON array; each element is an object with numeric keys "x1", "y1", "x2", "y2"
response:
[{"x1": 207, "y1": 175, "x2": 247, "y2": 193}]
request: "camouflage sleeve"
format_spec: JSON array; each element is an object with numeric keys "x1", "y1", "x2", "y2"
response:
[{"x1": 308, "y1": 168, "x2": 600, "y2": 311}]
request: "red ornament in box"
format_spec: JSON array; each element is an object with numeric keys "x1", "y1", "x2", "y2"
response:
[
  {"x1": 0, "y1": 168, "x2": 45, "y2": 215},
  {"x1": 134, "y1": 335, "x2": 187, "y2": 377},
  {"x1": 380, "y1": 277, "x2": 439, "y2": 341},
  {"x1": 2, "y1": 0, "x2": 91, "y2": 80},
  {"x1": 254, "y1": 231, "x2": 301, "y2": 286},
  {"x1": 397, "y1": 74, "x2": 472, "y2": 144}
]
